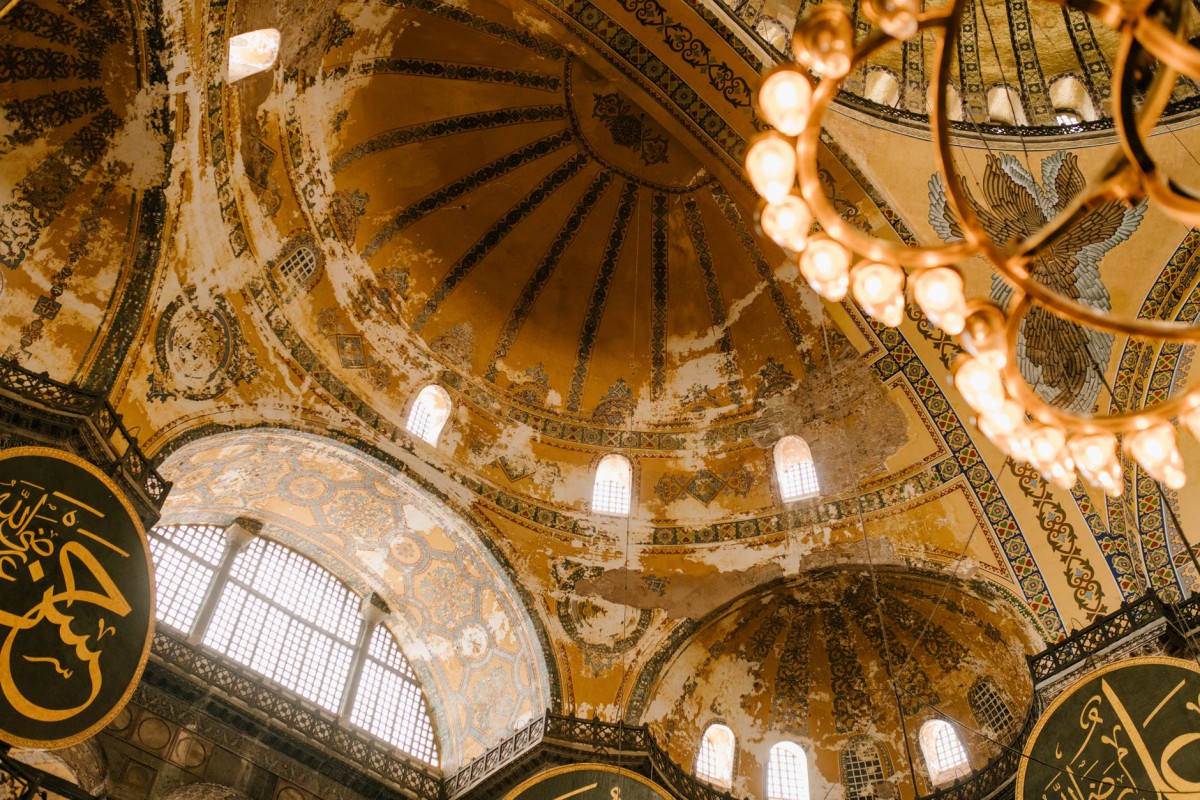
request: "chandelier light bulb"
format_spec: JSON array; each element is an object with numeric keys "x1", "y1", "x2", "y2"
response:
[
  {"x1": 851, "y1": 261, "x2": 905, "y2": 326},
  {"x1": 861, "y1": 0, "x2": 920, "y2": 39},
  {"x1": 1125, "y1": 424, "x2": 1187, "y2": 489},
  {"x1": 800, "y1": 235, "x2": 851, "y2": 301},
  {"x1": 745, "y1": 133, "x2": 797, "y2": 204},
  {"x1": 1026, "y1": 425, "x2": 1067, "y2": 468},
  {"x1": 758, "y1": 67, "x2": 812, "y2": 136},
  {"x1": 792, "y1": 4, "x2": 854, "y2": 79},
  {"x1": 760, "y1": 195, "x2": 813, "y2": 252},
  {"x1": 1183, "y1": 403, "x2": 1200, "y2": 442},
  {"x1": 961, "y1": 304, "x2": 1008, "y2": 368},
  {"x1": 953, "y1": 356, "x2": 1006, "y2": 414},
  {"x1": 1068, "y1": 433, "x2": 1123, "y2": 497},
  {"x1": 912, "y1": 267, "x2": 968, "y2": 334}
]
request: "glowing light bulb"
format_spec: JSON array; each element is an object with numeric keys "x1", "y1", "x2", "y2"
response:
[
  {"x1": 954, "y1": 356, "x2": 1005, "y2": 414},
  {"x1": 1026, "y1": 425, "x2": 1067, "y2": 468},
  {"x1": 792, "y1": 4, "x2": 854, "y2": 79},
  {"x1": 1068, "y1": 433, "x2": 1122, "y2": 497},
  {"x1": 745, "y1": 133, "x2": 797, "y2": 204},
  {"x1": 851, "y1": 261, "x2": 905, "y2": 327},
  {"x1": 1125, "y1": 424, "x2": 1187, "y2": 489},
  {"x1": 799, "y1": 235, "x2": 850, "y2": 301},
  {"x1": 759, "y1": 195, "x2": 812, "y2": 251},
  {"x1": 861, "y1": 0, "x2": 920, "y2": 39},
  {"x1": 1183, "y1": 403, "x2": 1200, "y2": 442},
  {"x1": 912, "y1": 267, "x2": 968, "y2": 335},
  {"x1": 961, "y1": 303, "x2": 1008, "y2": 368},
  {"x1": 758, "y1": 67, "x2": 813, "y2": 136}
]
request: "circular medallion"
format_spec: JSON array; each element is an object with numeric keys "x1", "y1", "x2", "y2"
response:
[
  {"x1": 1016, "y1": 656, "x2": 1200, "y2": 799},
  {"x1": 0, "y1": 447, "x2": 155, "y2": 749},
  {"x1": 503, "y1": 764, "x2": 672, "y2": 800}
]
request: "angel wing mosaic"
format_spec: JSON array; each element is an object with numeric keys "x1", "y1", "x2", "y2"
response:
[{"x1": 928, "y1": 152, "x2": 1145, "y2": 414}]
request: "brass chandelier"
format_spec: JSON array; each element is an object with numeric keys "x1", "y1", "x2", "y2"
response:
[{"x1": 747, "y1": 0, "x2": 1200, "y2": 496}]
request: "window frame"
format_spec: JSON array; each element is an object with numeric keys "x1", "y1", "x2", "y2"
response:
[
  {"x1": 766, "y1": 741, "x2": 810, "y2": 800},
  {"x1": 773, "y1": 435, "x2": 820, "y2": 502},
  {"x1": 695, "y1": 722, "x2": 736, "y2": 790},
  {"x1": 406, "y1": 384, "x2": 453, "y2": 445},
  {"x1": 592, "y1": 453, "x2": 633, "y2": 516},
  {"x1": 919, "y1": 719, "x2": 971, "y2": 786}
]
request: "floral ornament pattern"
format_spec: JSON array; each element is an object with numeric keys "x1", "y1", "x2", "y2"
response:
[{"x1": 592, "y1": 92, "x2": 669, "y2": 166}]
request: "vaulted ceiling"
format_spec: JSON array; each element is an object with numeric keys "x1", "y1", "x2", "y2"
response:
[{"x1": 4, "y1": 0, "x2": 1200, "y2": 793}]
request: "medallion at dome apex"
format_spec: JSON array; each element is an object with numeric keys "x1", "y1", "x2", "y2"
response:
[{"x1": 748, "y1": 0, "x2": 1200, "y2": 496}]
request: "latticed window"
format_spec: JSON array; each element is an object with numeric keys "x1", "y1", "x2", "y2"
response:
[
  {"x1": 592, "y1": 454, "x2": 632, "y2": 515},
  {"x1": 841, "y1": 737, "x2": 887, "y2": 799},
  {"x1": 274, "y1": 243, "x2": 319, "y2": 298},
  {"x1": 406, "y1": 384, "x2": 452, "y2": 445},
  {"x1": 767, "y1": 742, "x2": 809, "y2": 800},
  {"x1": 351, "y1": 626, "x2": 439, "y2": 765},
  {"x1": 920, "y1": 720, "x2": 970, "y2": 785},
  {"x1": 695, "y1": 723, "x2": 735, "y2": 789},
  {"x1": 774, "y1": 435, "x2": 819, "y2": 501},
  {"x1": 148, "y1": 524, "x2": 227, "y2": 632},
  {"x1": 204, "y1": 538, "x2": 362, "y2": 712},
  {"x1": 968, "y1": 679, "x2": 1017, "y2": 741}
]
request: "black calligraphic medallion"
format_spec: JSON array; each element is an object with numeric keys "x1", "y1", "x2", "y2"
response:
[
  {"x1": 1016, "y1": 656, "x2": 1200, "y2": 800},
  {"x1": 503, "y1": 765, "x2": 672, "y2": 800},
  {"x1": 0, "y1": 447, "x2": 155, "y2": 748}
]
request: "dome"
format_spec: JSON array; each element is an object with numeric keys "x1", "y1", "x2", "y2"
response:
[{"x1": 641, "y1": 569, "x2": 1040, "y2": 798}]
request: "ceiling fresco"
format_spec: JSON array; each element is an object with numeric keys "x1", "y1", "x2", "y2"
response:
[{"x1": 4, "y1": 0, "x2": 1200, "y2": 792}]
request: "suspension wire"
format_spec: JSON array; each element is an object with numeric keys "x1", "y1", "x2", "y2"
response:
[
  {"x1": 978, "y1": 0, "x2": 1036, "y2": 175},
  {"x1": 819, "y1": 313, "x2": 921, "y2": 799}
]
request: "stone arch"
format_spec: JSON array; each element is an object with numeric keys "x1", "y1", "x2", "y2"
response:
[
  {"x1": 157, "y1": 782, "x2": 252, "y2": 800},
  {"x1": 156, "y1": 427, "x2": 555, "y2": 769}
]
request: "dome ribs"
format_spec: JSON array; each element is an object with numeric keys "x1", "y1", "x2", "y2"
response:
[
  {"x1": 334, "y1": 106, "x2": 567, "y2": 175},
  {"x1": 362, "y1": 127, "x2": 574, "y2": 258},
  {"x1": 413, "y1": 150, "x2": 589, "y2": 331},
  {"x1": 709, "y1": 184, "x2": 809, "y2": 353},
  {"x1": 485, "y1": 170, "x2": 615, "y2": 382},
  {"x1": 682, "y1": 194, "x2": 742, "y2": 403},
  {"x1": 566, "y1": 180, "x2": 639, "y2": 413}
]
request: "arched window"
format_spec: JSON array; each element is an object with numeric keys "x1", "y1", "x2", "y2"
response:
[
  {"x1": 986, "y1": 85, "x2": 1027, "y2": 126},
  {"x1": 204, "y1": 538, "x2": 363, "y2": 712},
  {"x1": 841, "y1": 737, "x2": 889, "y2": 799},
  {"x1": 148, "y1": 523, "x2": 228, "y2": 633},
  {"x1": 148, "y1": 524, "x2": 441, "y2": 765},
  {"x1": 774, "y1": 435, "x2": 819, "y2": 501},
  {"x1": 968, "y1": 679, "x2": 1017, "y2": 742},
  {"x1": 227, "y1": 29, "x2": 280, "y2": 82},
  {"x1": 920, "y1": 720, "x2": 970, "y2": 786},
  {"x1": 406, "y1": 384, "x2": 452, "y2": 445},
  {"x1": 767, "y1": 741, "x2": 809, "y2": 800},
  {"x1": 864, "y1": 69, "x2": 901, "y2": 107},
  {"x1": 696, "y1": 723, "x2": 735, "y2": 789},
  {"x1": 351, "y1": 626, "x2": 439, "y2": 764},
  {"x1": 1049, "y1": 75, "x2": 1096, "y2": 123},
  {"x1": 592, "y1": 454, "x2": 632, "y2": 515},
  {"x1": 930, "y1": 83, "x2": 964, "y2": 121}
]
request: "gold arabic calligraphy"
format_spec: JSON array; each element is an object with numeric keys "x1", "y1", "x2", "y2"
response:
[
  {"x1": 0, "y1": 478, "x2": 132, "y2": 722},
  {"x1": 1040, "y1": 672, "x2": 1200, "y2": 800}
]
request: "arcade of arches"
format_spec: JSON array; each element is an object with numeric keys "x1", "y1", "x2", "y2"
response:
[{"x1": 3, "y1": 0, "x2": 1200, "y2": 798}]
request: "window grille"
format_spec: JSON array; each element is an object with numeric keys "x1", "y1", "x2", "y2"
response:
[
  {"x1": 968, "y1": 679, "x2": 1016, "y2": 741},
  {"x1": 592, "y1": 454, "x2": 632, "y2": 515},
  {"x1": 767, "y1": 742, "x2": 809, "y2": 800},
  {"x1": 775, "y1": 436, "x2": 819, "y2": 501},
  {"x1": 695, "y1": 723, "x2": 735, "y2": 789},
  {"x1": 148, "y1": 524, "x2": 227, "y2": 633},
  {"x1": 921, "y1": 720, "x2": 970, "y2": 784},
  {"x1": 275, "y1": 244, "x2": 319, "y2": 297},
  {"x1": 841, "y1": 737, "x2": 887, "y2": 799},
  {"x1": 351, "y1": 626, "x2": 439, "y2": 765},
  {"x1": 204, "y1": 538, "x2": 361, "y2": 712},
  {"x1": 406, "y1": 385, "x2": 452, "y2": 445}
]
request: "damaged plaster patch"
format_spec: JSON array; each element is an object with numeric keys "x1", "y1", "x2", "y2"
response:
[
  {"x1": 104, "y1": 84, "x2": 171, "y2": 190},
  {"x1": 575, "y1": 561, "x2": 785, "y2": 620}
]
